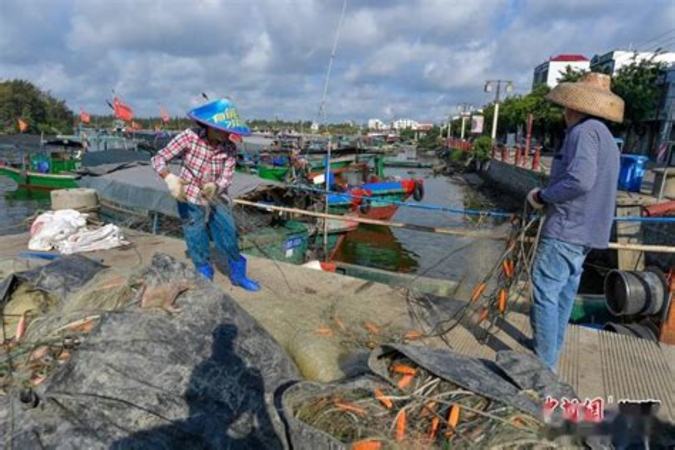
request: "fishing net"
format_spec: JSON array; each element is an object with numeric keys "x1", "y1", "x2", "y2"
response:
[
  {"x1": 283, "y1": 345, "x2": 575, "y2": 450},
  {"x1": 229, "y1": 269, "x2": 426, "y2": 382},
  {"x1": 404, "y1": 211, "x2": 542, "y2": 348},
  {"x1": 0, "y1": 253, "x2": 299, "y2": 449}
]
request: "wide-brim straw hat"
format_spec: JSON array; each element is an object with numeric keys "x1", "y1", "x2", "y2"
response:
[{"x1": 546, "y1": 72, "x2": 624, "y2": 123}]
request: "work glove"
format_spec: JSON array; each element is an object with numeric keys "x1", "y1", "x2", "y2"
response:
[
  {"x1": 201, "y1": 182, "x2": 218, "y2": 202},
  {"x1": 526, "y1": 188, "x2": 545, "y2": 210},
  {"x1": 202, "y1": 183, "x2": 233, "y2": 207},
  {"x1": 164, "y1": 173, "x2": 188, "y2": 202}
]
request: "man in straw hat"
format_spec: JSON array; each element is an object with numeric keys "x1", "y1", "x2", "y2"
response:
[
  {"x1": 526, "y1": 73, "x2": 624, "y2": 370},
  {"x1": 151, "y1": 98, "x2": 260, "y2": 291}
]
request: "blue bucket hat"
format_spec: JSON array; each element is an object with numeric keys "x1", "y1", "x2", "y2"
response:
[{"x1": 187, "y1": 98, "x2": 251, "y2": 136}]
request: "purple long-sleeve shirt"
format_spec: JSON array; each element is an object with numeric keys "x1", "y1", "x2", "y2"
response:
[{"x1": 539, "y1": 118, "x2": 619, "y2": 249}]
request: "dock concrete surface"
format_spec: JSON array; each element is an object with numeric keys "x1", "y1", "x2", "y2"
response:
[{"x1": 0, "y1": 229, "x2": 673, "y2": 423}]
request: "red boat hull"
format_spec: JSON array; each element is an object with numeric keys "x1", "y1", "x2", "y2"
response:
[{"x1": 359, "y1": 204, "x2": 399, "y2": 220}]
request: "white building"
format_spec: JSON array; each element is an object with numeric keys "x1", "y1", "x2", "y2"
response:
[
  {"x1": 532, "y1": 54, "x2": 590, "y2": 89},
  {"x1": 367, "y1": 118, "x2": 387, "y2": 130},
  {"x1": 590, "y1": 50, "x2": 675, "y2": 75},
  {"x1": 391, "y1": 119, "x2": 419, "y2": 130}
]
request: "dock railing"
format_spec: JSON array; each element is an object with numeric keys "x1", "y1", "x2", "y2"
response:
[{"x1": 490, "y1": 144, "x2": 544, "y2": 172}]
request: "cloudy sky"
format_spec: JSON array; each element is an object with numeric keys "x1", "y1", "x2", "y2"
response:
[{"x1": 1, "y1": 0, "x2": 673, "y2": 123}]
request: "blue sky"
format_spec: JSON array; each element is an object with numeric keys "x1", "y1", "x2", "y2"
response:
[{"x1": 1, "y1": 0, "x2": 673, "y2": 123}]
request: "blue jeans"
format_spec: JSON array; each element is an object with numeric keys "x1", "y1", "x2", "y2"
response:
[
  {"x1": 530, "y1": 237, "x2": 590, "y2": 371},
  {"x1": 177, "y1": 201, "x2": 241, "y2": 268}
]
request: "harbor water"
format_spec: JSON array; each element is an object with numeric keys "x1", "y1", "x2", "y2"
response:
[
  {"x1": 0, "y1": 177, "x2": 50, "y2": 236},
  {"x1": 333, "y1": 166, "x2": 507, "y2": 280},
  {"x1": 0, "y1": 164, "x2": 507, "y2": 281}
]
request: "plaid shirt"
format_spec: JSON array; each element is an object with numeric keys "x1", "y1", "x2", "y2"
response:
[{"x1": 151, "y1": 128, "x2": 236, "y2": 205}]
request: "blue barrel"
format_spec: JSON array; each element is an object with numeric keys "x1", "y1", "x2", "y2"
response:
[{"x1": 617, "y1": 155, "x2": 648, "y2": 192}]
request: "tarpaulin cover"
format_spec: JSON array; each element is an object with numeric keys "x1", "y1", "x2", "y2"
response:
[
  {"x1": 0, "y1": 254, "x2": 106, "y2": 306},
  {"x1": 368, "y1": 344, "x2": 576, "y2": 417},
  {"x1": 77, "y1": 163, "x2": 281, "y2": 218},
  {"x1": 81, "y1": 149, "x2": 151, "y2": 167},
  {"x1": 361, "y1": 181, "x2": 404, "y2": 192},
  {"x1": 0, "y1": 253, "x2": 299, "y2": 449}
]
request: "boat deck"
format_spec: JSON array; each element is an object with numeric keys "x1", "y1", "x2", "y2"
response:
[{"x1": 1, "y1": 230, "x2": 673, "y2": 422}]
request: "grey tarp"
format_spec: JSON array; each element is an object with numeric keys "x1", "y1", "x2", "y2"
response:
[
  {"x1": 368, "y1": 344, "x2": 576, "y2": 417},
  {"x1": 0, "y1": 253, "x2": 299, "y2": 449},
  {"x1": 77, "y1": 163, "x2": 281, "y2": 218},
  {"x1": 0, "y1": 254, "x2": 106, "y2": 307},
  {"x1": 81, "y1": 149, "x2": 152, "y2": 167}
]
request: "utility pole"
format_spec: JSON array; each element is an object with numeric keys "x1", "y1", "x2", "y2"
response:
[
  {"x1": 457, "y1": 103, "x2": 473, "y2": 140},
  {"x1": 484, "y1": 80, "x2": 513, "y2": 141}
]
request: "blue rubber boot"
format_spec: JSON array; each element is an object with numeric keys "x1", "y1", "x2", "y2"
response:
[
  {"x1": 196, "y1": 264, "x2": 214, "y2": 281},
  {"x1": 228, "y1": 256, "x2": 261, "y2": 292}
]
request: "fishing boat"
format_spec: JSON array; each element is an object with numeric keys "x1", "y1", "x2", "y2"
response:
[
  {"x1": 75, "y1": 162, "x2": 356, "y2": 264},
  {"x1": 0, "y1": 139, "x2": 81, "y2": 190},
  {"x1": 307, "y1": 162, "x2": 424, "y2": 220},
  {"x1": 56, "y1": 123, "x2": 146, "y2": 152},
  {"x1": 382, "y1": 159, "x2": 433, "y2": 169},
  {"x1": 325, "y1": 178, "x2": 424, "y2": 220},
  {"x1": 250, "y1": 154, "x2": 368, "y2": 182}
]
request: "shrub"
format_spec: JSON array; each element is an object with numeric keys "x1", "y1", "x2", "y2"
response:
[
  {"x1": 448, "y1": 149, "x2": 467, "y2": 162},
  {"x1": 471, "y1": 136, "x2": 493, "y2": 162}
]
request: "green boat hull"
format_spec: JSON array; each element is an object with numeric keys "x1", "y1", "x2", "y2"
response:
[
  {"x1": 0, "y1": 166, "x2": 78, "y2": 190},
  {"x1": 257, "y1": 165, "x2": 289, "y2": 181},
  {"x1": 309, "y1": 158, "x2": 353, "y2": 171},
  {"x1": 256, "y1": 158, "x2": 355, "y2": 182}
]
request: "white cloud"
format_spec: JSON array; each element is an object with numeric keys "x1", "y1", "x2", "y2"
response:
[{"x1": 0, "y1": 0, "x2": 672, "y2": 122}]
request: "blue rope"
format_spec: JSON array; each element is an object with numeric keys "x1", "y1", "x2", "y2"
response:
[
  {"x1": 613, "y1": 216, "x2": 675, "y2": 223},
  {"x1": 284, "y1": 183, "x2": 675, "y2": 223}
]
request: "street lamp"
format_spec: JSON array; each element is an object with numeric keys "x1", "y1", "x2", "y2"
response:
[
  {"x1": 484, "y1": 80, "x2": 513, "y2": 141},
  {"x1": 447, "y1": 115, "x2": 460, "y2": 138},
  {"x1": 457, "y1": 103, "x2": 474, "y2": 140}
]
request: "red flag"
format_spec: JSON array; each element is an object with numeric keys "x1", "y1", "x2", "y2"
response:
[
  {"x1": 80, "y1": 108, "x2": 91, "y2": 124},
  {"x1": 17, "y1": 118, "x2": 28, "y2": 133},
  {"x1": 160, "y1": 106, "x2": 170, "y2": 123},
  {"x1": 113, "y1": 96, "x2": 134, "y2": 122}
]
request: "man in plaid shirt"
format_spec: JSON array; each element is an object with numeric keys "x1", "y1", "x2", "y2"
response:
[{"x1": 151, "y1": 98, "x2": 260, "y2": 291}]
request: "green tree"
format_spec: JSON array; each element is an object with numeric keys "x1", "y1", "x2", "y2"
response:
[
  {"x1": 610, "y1": 54, "x2": 667, "y2": 149},
  {"x1": 399, "y1": 128, "x2": 415, "y2": 141},
  {"x1": 417, "y1": 125, "x2": 442, "y2": 149},
  {"x1": 0, "y1": 79, "x2": 73, "y2": 133},
  {"x1": 558, "y1": 65, "x2": 588, "y2": 83},
  {"x1": 482, "y1": 84, "x2": 564, "y2": 148}
]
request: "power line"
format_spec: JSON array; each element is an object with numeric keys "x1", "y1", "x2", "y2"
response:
[
  {"x1": 634, "y1": 28, "x2": 675, "y2": 50},
  {"x1": 317, "y1": 0, "x2": 348, "y2": 124},
  {"x1": 644, "y1": 36, "x2": 675, "y2": 52}
]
